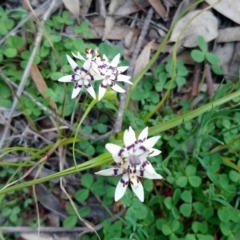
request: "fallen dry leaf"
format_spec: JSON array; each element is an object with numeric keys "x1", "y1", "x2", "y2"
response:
[
  {"x1": 133, "y1": 40, "x2": 155, "y2": 77},
  {"x1": 115, "y1": 0, "x2": 150, "y2": 16},
  {"x1": 148, "y1": 0, "x2": 168, "y2": 21},
  {"x1": 206, "y1": 0, "x2": 240, "y2": 24},
  {"x1": 30, "y1": 65, "x2": 57, "y2": 111},
  {"x1": 103, "y1": 0, "x2": 125, "y2": 40},
  {"x1": 80, "y1": 0, "x2": 92, "y2": 15},
  {"x1": 169, "y1": 10, "x2": 218, "y2": 47},
  {"x1": 62, "y1": 0, "x2": 79, "y2": 21},
  {"x1": 216, "y1": 27, "x2": 240, "y2": 43},
  {"x1": 83, "y1": 25, "x2": 140, "y2": 40}
]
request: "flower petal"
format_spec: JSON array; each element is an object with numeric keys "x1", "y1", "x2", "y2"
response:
[
  {"x1": 111, "y1": 54, "x2": 120, "y2": 67},
  {"x1": 149, "y1": 148, "x2": 162, "y2": 157},
  {"x1": 71, "y1": 83, "x2": 82, "y2": 98},
  {"x1": 142, "y1": 136, "x2": 161, "y2": 149},
  {"x1": 137, "y1": 169, "x2": 163, "y2": 180},
  {"x1": 117, "y1": 66, "x2": 128, "y2": 73},
  {"x1": 84, "y1": 80, "x2": 96, "y2": 99},
  {"x1": 115, "y1": 174, "x2": 129, "y2": 201},
  {"x1": 123, "y1": 127, "x2": 136, "y2": 149},
  {"x1": 71, "y1": 52, "x2": 85, "y2": 61},
  {"x1": 66, "y1": 55, "x2": 81, "y2": 74},
  {"x1": 95, "y1": 168, "x2": 123, "y2": 176},
  {"x1": 58, "y1": 75, "x2": 80, "y2": 82},
  {"x1": 110, "y1": 83, "x2": 125, "y2": 93},
  {"x1": 138, "y1": 127, "x2": 148, "y2": 143},
  {"x1": 93, "y1": 75, "x2": 104, "y2": 81},
  {"x1": 141, "y1": 160, "x2": 157, "y2": 174},
  {"x1": 98, "y1": 83, "x2": 107, "y2": 100},
  {"x1": 82, "y1": 58, "x2": 91, "y2": 71},
  {"x1": 130, "y1": 179, "x2": 144, "y2": 202},
  {"x1": 116, "y1": 75, "x2": 132, "y2": 84},
  {"x1": 105, "y1": 143, "x2": 125, "y2": 163}
]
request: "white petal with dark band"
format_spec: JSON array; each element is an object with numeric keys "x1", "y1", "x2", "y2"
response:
[
  {"x1": 111, "y1": 54, "x2": 120, "y2": 67},
  {"x1": 71, "y1": 85, "x2": 82, "y2": 99},
  {"x1": 111, "y1": 84, "x2": 125, "y2": 93},
  {"x1": 141, "y1": 160, "x2": 157, "y2": 174},
  {"x1": 149, "y1": 148, "x2": 162, "y2": 157},
  {"x1": 142, "y1": 136, "x2": 161, "y2": 149},
  {"x1": 66, "y1": 55, "x2": 79, "y2": 72},
  {"x1": 117, "y1": 66, "x2": 129, "y2": 73},
  {"x1": 137, "y1": 170, "x2": 163, "y2": 180},
  {"x1": 123, "y1": 127, "x2": 135, "y2": 149},
  {"x1": 98, "y1": 85, "x2": 107, "y2": 101},
  {"x1": 95, "y1": 168, "x2": 123, "y2": 176},
  {"x1": 130, "y1": 180, "x2": 144, "y2": 202},
  {"x1": 58, "y1": 75, "x2": 80, "y2": 82},
  {"x1": 84, "y1": 81, "x2": 96, "y2": 99},
  {"x1": 105, "y1": 143, "x2": 125, "y2": 163},
  {"x1": 115, "y1": 174, "x2": 129, "y2": 201},
  {"x1": 138, "y1": 127, "x2": 148, "y2": 142},
  {"x1": 116, "y1": 75, "x2": 132, "y2": 84},
  {"x1": 82, "y1": 58, "x2": 91, "y2": 71}
]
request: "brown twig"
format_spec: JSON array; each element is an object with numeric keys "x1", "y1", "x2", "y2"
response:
[
  {"x1": 204, "y1": 62, "x2": 215, "y2": 98},
  {"x1": 1, "y1": 209, "x2": 126, "y2": 234},
  {"x1": 114, "y1": 7, "x2": 154, "y2": 132},
  {"x1": 191, "y1": 63, "x2": 202, "y2": 97}
]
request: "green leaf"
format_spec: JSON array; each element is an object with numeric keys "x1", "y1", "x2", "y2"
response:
[
  {"x1": 197, "y1": 36, "x2": 207, "y2": 52},
  {"x1": 81, "y1": 173, "x2": 94, "y2": 188},
  {"x1": 164, "y1": 197, "x2": 173, "y2": 209},
  {"x1": 205, "y1": 52, "x2": 220, "y2": 65},
  {"x1": 176, "y1": 76, "x2": 186, "y2": 86},
  {"x1": 191, "y1": 49, "x2": 204, "y2": 63},
  {"x1": 162, "y1": 224, "x2": 172, "y2": 235},
  {"x1": 75, "y1": 188, "x2": 89, "y2": 202},
  {"x1": 172, "y1": 206, "x2": 180, "y2": 219},
  {"x1": 188, "y1": 176, "x2": 201, "y2": 187},
  {"x1": 218, "y1": 208, "x2": 230, "y2": 223},
  {"x1": 78, "y1": 206, "x2": 90, "y2": 217},
  {"x1": 143, "y1": 179, "x2": 153, "y2": 192},
  {"x1": 4, "y1": 48, "x2": 17, "y2": 58},
  {"x1": 181, "y1": 190, "x2": 192, "y2": 203},
  {"x1": 96, "y1": 123, "x2": 108, "y2": 133},
  {"x1": 172, "y1": 188, "x2": 181, "y2": 204},
  {"x1": 99, "y1": 42, "x2": 122, "y2": 60},
  {"x1": 156, "y1": 219, "x2": 167, "y2": 231},
  {"x1": 63, "y1": 215, "x2": 78, "y2": 228},
  {"x1": 180, "y1": 203, "x2": 192, "y2": 217},
  {"x1": 171, "y1": 220, "x2": 180, "y2": 232},
  {"x1": 51, "y1": 72, "x2": 63, "y2": 80},
  {"x1": 220, "y1": 222, "x2": 231, "y2": 236},
  {"x1": 186, "y1": 165, "x2": 196, "y2": 176},
  {"x1": 50, "y1": 34, "x2": 62, "y2": 42},
  {"x1": 211, "y1": 65, "x2": 223, "y2": 75},
  {"x1": 7, "y1": 36, "x2": 24, "y2": 48},
  {"x1": 229, "y1": 170, "x2": 239, "y2": 182},
  {"x1": 176, "y1": 176, "x2": 187, "y2": 187},
  {"x1": 177, "y1": 66, "x2": 188, "y2": 77},
  {"x1": 193, "y1": 202, "x2": 205, "y2": 215},
  {"x1": 202, "y1": 207, "x2": 213, "y2": 219}
]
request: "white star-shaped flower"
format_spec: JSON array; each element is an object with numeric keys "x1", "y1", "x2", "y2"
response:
[
  {"x1": 58, "y1": 55, "x2": 102, "y2": 99},
  {"x1": 95, "y1": 126, "x2": 163, "y2": 202},
  {"x1": 96, "y1": 54, "x2": 132, "y2": 101}
]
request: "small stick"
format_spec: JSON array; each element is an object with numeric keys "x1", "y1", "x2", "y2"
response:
[
  {"x1": 204, "y1": 62, "x2": 214, "y2": 98},
  {"x1": 191, "y1": 63, "x2": 202, "y2": 97}
]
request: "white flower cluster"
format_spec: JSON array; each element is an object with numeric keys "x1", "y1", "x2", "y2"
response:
[
  {"x1": 96, "y1": 127, "x2": 163, "y2": 202},
  {"x1": 58, "y1": 49, "x2": 132, "y2": 100}
]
